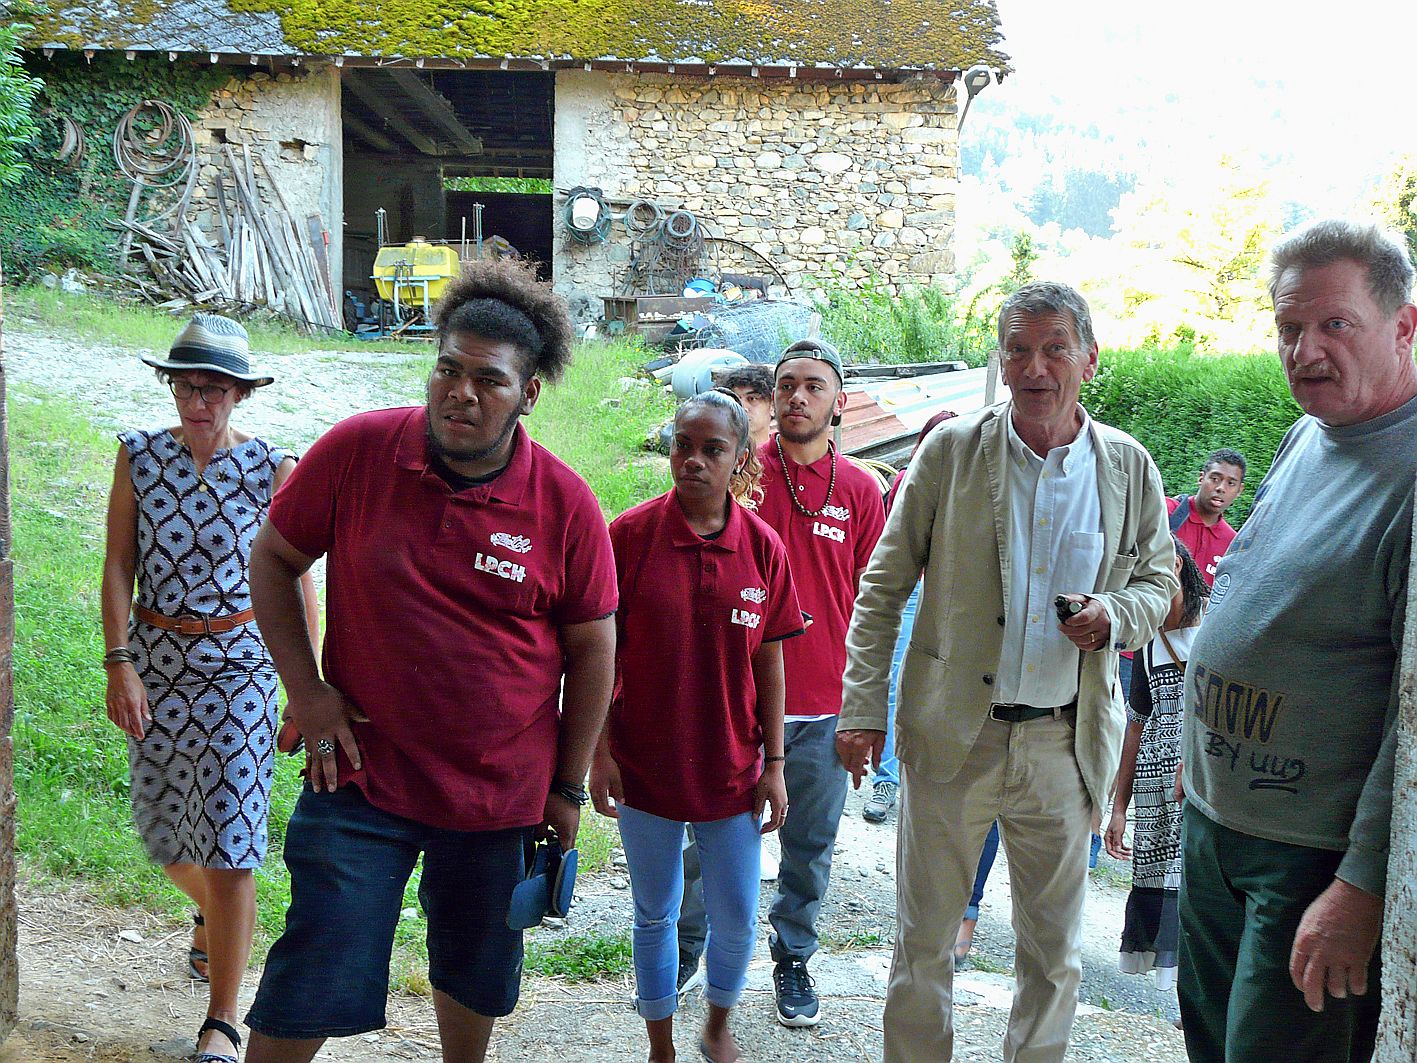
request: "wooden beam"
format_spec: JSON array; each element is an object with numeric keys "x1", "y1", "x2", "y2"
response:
[
  {"x1": 342, "y1": 112, "x2": 399, "y2": 153},
  {"x1": 386, "y1": 70, "x2": 484, "y2": 155},
  {"x1": 343, "y1": 73, "x2": 444, "y2": 156}
]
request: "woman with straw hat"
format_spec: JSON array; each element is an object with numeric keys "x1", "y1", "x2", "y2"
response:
[{"x1": 100, "y1": 314, "x2": 317, "y2": 1063}]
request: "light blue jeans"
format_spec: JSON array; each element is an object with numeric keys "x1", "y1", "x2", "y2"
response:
[
  {"x1": 617, "y1": 805, "x2": 762, "y2": 1020},
  {"x1": 875, "y1": 582, "x2": 921, "y2": 788}
]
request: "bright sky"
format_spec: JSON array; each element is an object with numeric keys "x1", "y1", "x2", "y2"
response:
[{"x1": 985, "y1": 0, "x2": 1417, "y2": 212}]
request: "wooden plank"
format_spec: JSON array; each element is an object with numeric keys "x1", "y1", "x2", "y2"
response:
[
  {"x1": 342, "y1": 111, "x2": 399, "y2": 153},
  {"x1": 343, "y1": 72, "x2": 444, "y2": 156},
  {"x1": 385, "y1": 70, "x2": 483, "y2": 155}
]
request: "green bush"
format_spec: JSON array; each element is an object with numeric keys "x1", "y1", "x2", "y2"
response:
[
  {"x1": 1082, "y1": 346, "x2": 1300, "y2": 526},
  {"x1": 0, "y1": 52, "x2": 226, "y2": 277},
  {"x1": 814, "y1": 272, "x2": 993, "y2": 367}
]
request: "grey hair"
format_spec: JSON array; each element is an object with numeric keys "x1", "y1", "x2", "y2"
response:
[
  {"x1": 1268, "y1": 219, "x2": 1415, "y2": 315},
  {"x1": 997, "y1": 281, "x2": 1096, "y2": 351},
  {"x1": 678, "y1": 389, "x2": 751, "y2": 453}
]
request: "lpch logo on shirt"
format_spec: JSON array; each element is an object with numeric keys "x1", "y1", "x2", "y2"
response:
[
  {"x1": 813, "y1": 521, "x2": 846, "y2": 543},
  {"x1": 731, "y1": 609, "x2": 762, "y2": 629},
  {"x1": 474, "y1": 552, "x2": 527, "y2": 583}
]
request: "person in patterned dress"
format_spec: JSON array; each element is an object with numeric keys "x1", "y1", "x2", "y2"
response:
[
  {"x1": 1103, "y1": 537, "x2": 1208, "y2": 996},
  {"x1": 100, "y1": 314, "x2": 317, "y2": 1063}
]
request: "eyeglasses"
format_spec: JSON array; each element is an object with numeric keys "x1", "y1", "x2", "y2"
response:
[{"x1": 168, "y1": 379, "x2": 237, "y2": 403}]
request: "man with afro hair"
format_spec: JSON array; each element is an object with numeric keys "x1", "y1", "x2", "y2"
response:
[{"x1": 244, "y1": 258, "x2": 618, "y2": 1063}]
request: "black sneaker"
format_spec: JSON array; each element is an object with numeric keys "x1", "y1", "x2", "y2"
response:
[
  {"x1": 773, "y1": 957, "x2": 820, "y2": 1027},
  {"x1": 677, "y1": 956, "x2": 705, "y2": 997}
]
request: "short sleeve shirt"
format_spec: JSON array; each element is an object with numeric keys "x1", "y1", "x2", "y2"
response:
[
  {"x1": 609, "y1": 492, "x2": 801, "y2": 822},
  {"x1": 1168, "y1": 496, "x2": 1237, "y2": 587},
  {"x1": 755, "y1": 438, "x2": 886, "y2": 716},
  {"x1": 268, "y1": 407, "x2": 618, "y2": 831}
]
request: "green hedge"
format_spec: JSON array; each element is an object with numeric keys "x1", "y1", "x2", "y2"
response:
[{"x1": 1081, "y1": 347, "x2": 1300, "y2": 527}]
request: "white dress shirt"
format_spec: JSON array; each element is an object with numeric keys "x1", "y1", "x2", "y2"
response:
[{"x1": 994, "y1": 406, "x2": 1105, "y2": 707}]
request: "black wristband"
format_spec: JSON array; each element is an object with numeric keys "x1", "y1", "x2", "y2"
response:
[
  {"x1": 764, "y1": 755, "x2": 786, "y2": 763},
  {"x1": 550, "y1": 779, "x2": 589, "y2": 806}
]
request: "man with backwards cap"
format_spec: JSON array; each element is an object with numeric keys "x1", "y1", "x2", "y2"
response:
[
  {"x1": 739, "y1": 339, "x2": 885, "y2": 1027},
  {"x1": 242, "y1": 259, "x2": 617, "y2": 1063}
]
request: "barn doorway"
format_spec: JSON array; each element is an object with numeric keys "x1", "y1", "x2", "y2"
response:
[{"x1": 340, "y1": 68, "x2": 554, "y2": 317}]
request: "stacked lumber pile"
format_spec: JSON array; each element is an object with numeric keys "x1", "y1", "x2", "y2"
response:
[{"x1": 116, "y1": 143, "x2": 340, "y2": 330}]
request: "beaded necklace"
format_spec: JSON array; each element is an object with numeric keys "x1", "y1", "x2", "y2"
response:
[{"x1": 776, "y1": 433, "x2": 838, "y2": 518}]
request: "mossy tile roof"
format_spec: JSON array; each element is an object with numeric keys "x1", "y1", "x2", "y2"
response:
[{"x1": 32, "y1": 0, "x2": 1009, "y2": 71}]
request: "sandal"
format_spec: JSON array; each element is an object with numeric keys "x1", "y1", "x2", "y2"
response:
[
  {"x1": 189, "y1": 913, "x2": 209, "y2": 982},
  {"x1": 195, "y1": 1016, "x2": 241, "y2": 1063}
]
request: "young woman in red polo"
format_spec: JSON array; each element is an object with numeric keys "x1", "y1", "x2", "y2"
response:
[{"x1": 591, "y1": 389, "x2": 803, "y2": 1063}]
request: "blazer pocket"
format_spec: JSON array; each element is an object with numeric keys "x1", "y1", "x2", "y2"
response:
[
  {"x1": 908, "y1": 640, "x2": 946, "y2": 664},
  {"x1": 1105, "y1": 551, "x2": 1137, "y2": 589}
]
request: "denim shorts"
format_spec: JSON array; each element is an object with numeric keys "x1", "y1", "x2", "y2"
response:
[{"x1": 246, "y1": 784, "x2": 534, "y2": 1038}]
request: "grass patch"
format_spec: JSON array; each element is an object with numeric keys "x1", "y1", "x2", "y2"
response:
[
  {"x1": 821, "y1": 928, "x2": 888, "y2": 950},
  {"x1": 525, "y1": 929, "x2": 634, "y2": 981},
  {"x1": 6, "y1": 285, "x2": 416, "y2": 356},
  {"x1": 966, "y1": 952, "x2": 1013, "y2": 976}
]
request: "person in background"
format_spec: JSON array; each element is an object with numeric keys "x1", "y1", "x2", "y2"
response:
[
  {"x1": 1167, "y1": 448, "x2": 1245, "y2": 585},
  {"x1": 1105, "y1": 537, "x2": 1208, "y2": 1005},
  {"x1": 719, "y1": 364, "x2": 776, "y2": 451},
  {"x1": 862, "y1": 409, "x2": 957, "y2": 825},
  {"x1": 101, "y1": 314, "x2": 318, "y2": 1063},
  {"x1": 592, "y1": 389, "x2": 801, "y2": 1063},
  {"x1": 838, "y1": 281, "x2": 1176, "y2": 1063},
  {"x1": 1178, "y1": 219, "x2": 1417, "y2": 1063}
]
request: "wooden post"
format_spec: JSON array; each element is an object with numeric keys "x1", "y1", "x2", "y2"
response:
[
  {"x1": 1376, "y1": 474, "x2": 1416, "y2": 1060},
  {"x1": 0, "y1": 254, "x2": 17, "y2": 1043}
]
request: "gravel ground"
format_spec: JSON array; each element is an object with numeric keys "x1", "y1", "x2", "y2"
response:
[{"x1": 4, "y1": 317, "x2": 1187, "y2": 1061}]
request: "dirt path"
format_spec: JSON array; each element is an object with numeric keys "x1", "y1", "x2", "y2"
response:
[{"x1": 4, "y1": 318, "x2": 1187, "y2": 1060}]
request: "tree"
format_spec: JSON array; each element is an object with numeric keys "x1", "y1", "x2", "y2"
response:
[
  {"x1": 0, "y1": 1, "x2": 43, "y2": 187},
  {"x1": 1106, "y1": 154, "x2": 1284, "y2": 351},
  {"x1": 1374, "y1": 158, "x2": 1417, "y2": 265}
]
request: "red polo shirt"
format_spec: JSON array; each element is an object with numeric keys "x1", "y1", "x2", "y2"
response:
[
  {"x1": 1168, "y1": 495, "x2": 1237, "y2": 587},
  {"x1": 268, "y1": 406, "x2": 618, "y2": 832},
  {"x1": 756, "y1": 436, "x2": 886, "y2": 716},
  {"x1": 608, "y1": 492, "x2": 802, "y2": 822}
]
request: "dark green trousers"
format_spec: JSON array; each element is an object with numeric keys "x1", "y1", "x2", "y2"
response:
[{"x1": 1178, "y1": 805, "x2": 1380, "y2": 1063}]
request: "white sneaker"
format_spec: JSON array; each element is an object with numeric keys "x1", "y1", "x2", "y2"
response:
[{"x1": 760, "y1": 838, "x2": 779, "y2": 880}]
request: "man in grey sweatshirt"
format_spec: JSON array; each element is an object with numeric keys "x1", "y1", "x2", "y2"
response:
[{"x1": 1179, "y1": 219, "x2": 1417, "y2": 1062}]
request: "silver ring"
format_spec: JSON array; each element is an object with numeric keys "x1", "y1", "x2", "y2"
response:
[{"x1": 316, "y1": 738, "x2": 335, "y2": 757}]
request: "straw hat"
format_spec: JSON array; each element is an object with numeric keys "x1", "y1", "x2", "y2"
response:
[{"x1": 141, "y1": 313, "x2": 275, "y2": 386}]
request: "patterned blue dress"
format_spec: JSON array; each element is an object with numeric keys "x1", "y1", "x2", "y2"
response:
[{"x1": 121, "y1": 427, "x2": 289, "y2": 869}]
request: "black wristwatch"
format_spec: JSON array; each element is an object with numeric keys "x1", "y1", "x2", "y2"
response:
[{"x1": 550, "y1": 779, "x2": 589, "y2": 806}]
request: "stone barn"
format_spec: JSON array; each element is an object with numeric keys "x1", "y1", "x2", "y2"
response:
[{"x1": 27, "y1": 0, "x2": 1007, "y2": 321}]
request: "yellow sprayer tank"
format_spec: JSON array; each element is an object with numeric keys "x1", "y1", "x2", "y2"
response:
[{"x1": 372, "y1": 238, "x2": 460, "y2": 304}]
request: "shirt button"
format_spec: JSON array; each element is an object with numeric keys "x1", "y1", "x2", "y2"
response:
[
  {"x1": 996, "y1": 616, "x2": 1005, "y2": 626},
  {"x1": 1035, "y1": 565, "x2": 1046, "y2": 574},
  {"x1": 982, "y1": 674, "x2": 994, "y2": 686},
  {"x1": 1030, "y1": 614, "x2": 1039, "y2": 623},
  {"x1": 1026, "y1": 664, "x2": 1036, "y2": 673},
  {"x1": 1038, "y1": 517, "x2": 1049, "y2": 527}
]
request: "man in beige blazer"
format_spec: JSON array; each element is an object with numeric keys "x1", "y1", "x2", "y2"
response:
[{"x1": 838, "y1": 281, "x2": 1177, "y2": 1063}]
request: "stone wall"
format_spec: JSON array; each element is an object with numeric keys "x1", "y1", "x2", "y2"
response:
[
  {"x1": 553, "y1": 70, "x2": 958, "y2": 321},
  {"x1": 1377, "y1": 490, "x2": 1416, "y2": 1061},
  {"x1": 188, "y1": 64, "x2": 345, "y2": 293}
]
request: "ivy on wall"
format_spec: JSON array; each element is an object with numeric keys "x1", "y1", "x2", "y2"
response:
[{"x1": 0, "y1": 52, "x2": 227, "y2": 278}]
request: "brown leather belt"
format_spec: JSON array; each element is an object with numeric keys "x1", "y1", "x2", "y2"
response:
[{"x1": 134, "y1": 604, "x2": 256, "y2": 635}]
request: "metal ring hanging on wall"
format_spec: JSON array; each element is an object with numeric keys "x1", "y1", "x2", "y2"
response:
[
  {"x1": 663, "y1": 210, "x2": 698, "y2": 245},
  {"x1": 112, "y1": 99, "x2": 195, "y2": 188},
  {"x1": 624, "y1": 199, "x2": 665, "y2": 236}
]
